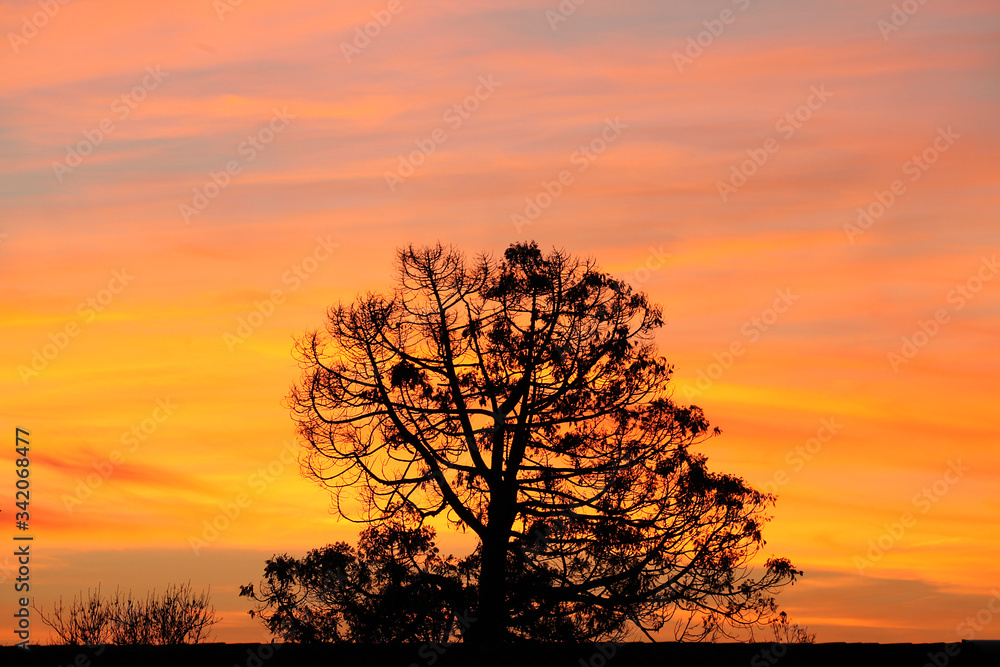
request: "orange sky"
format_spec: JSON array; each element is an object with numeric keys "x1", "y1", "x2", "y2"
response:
[{"x1": 2, "y1": 0, "x2": 999, "y2": 645}]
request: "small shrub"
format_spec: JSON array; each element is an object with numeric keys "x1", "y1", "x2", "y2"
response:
[
  {"x1": 34, "y1": 586, "x2": 112, "y2": 646},
  {"x1": 35, "y1": 582, "x2": 219, "y2": 645},
  {"x1": 770, "y1": 611, "x2": 816, "y2": 644}
]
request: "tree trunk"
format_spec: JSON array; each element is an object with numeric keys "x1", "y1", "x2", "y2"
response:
[
  {"x1": 466, "y1": 499, "x2": 513, "y2": 643},
  {"x1": 470, "y1": 535, "x2": 506, "y2": 642}
]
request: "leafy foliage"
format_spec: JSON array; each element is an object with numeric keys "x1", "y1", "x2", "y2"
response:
[
  {"x1": 243, "y1": 522, "x2": 639, "y2": 643},
  {"x1": 240, "y1": 523, "x2": 476, "y2": 643}
]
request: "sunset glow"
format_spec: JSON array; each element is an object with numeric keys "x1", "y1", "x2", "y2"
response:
[{"x1": 2, "y1": 0, "x2": 998, "y2": 645}]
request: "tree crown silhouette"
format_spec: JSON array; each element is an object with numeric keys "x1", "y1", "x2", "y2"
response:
[{"x1": 282, "y1": 241, "x2": 800, "y2": 642}]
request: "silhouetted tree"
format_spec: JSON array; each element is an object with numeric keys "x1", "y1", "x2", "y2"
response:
[
  {"x1": 240, "y1": 522, "x2": 476, "y2": 643},
  {"x1": 286, "y1": 241, "x2": 801, "y2": 642}
]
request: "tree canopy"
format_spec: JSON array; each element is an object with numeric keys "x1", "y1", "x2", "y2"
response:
[
  {"x1": 267, "y1": 241, "x2": 800, "y2": 642},
  {"x1": 241, "y1": 523, "x2": 475, "y2": 643}
]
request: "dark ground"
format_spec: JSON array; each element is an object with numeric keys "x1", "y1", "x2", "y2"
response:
[{"x1": 3, "y1": 641, "x2": 998, "y2": 667}]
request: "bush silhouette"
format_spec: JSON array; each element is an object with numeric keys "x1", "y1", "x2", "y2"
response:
[
  {"x1": 242, "y1": 522, "x2": 477, "y2": 643},
  {"x1": 35, "y1": 582, "x2": 218, "y2": 645}
]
